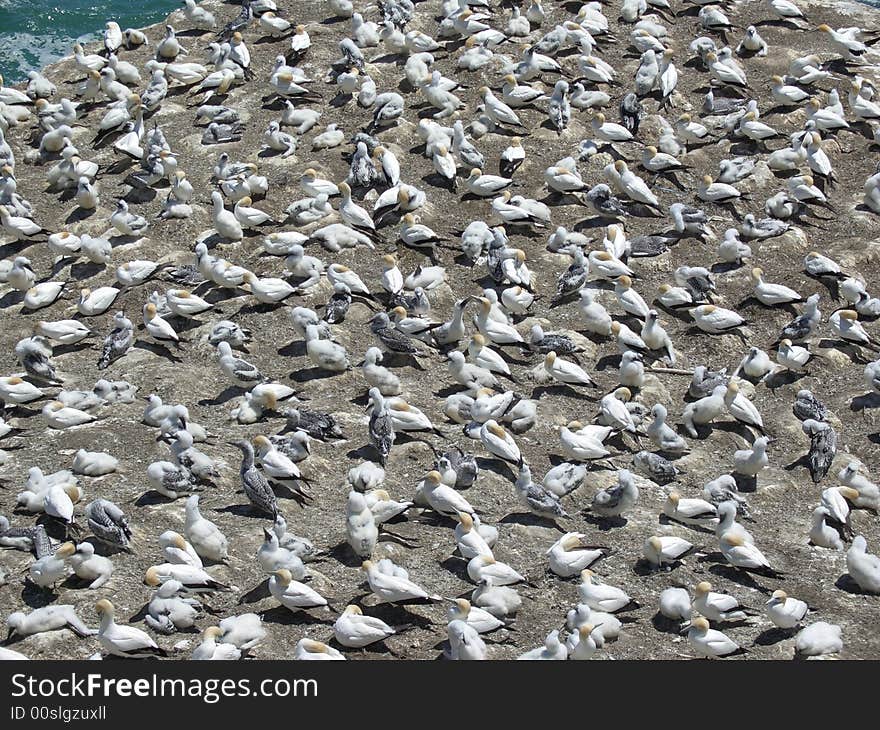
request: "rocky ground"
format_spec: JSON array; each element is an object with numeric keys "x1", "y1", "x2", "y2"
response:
[{"x1": 1, "y1": 0, "x2": 880, "y2": 660}]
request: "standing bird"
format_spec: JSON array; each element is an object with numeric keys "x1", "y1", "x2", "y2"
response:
[
  {"x1": 368, "y1": 388, "x2": 396, "y2": 466},
  {"x1": 97, "y1": 311, "x2": 133, "y2": 370},
  {"x1": 230, "y1": 440, "x2": 278, "y2": 519}
]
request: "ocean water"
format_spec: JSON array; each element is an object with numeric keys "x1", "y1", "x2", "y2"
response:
[
  {"x1": 0, "y1": 0, "x2": 180, "y2": 83},
  {"x1": 0, "y1": 0, "x2": 879, "y2": 84}
]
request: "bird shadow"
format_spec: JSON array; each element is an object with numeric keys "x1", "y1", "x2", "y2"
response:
[
  {"x1": 351, "y1": 599, "x2": 435, "y2": 631},
  {"x1": 259, "y1": 605, "x2": 335, "y2": 627},
  {"x1": 439, "y1": 555, "x2": 471, "y2": 583},
  {"x1": 19, "y1": 580, "x2": 59, "y2": 610},
  {"x1": 834, "y1": 573, "x2": 874, "y2": 595},
  {"x1": 326, "y1": 541, "x2": 368, "y2": 568},
  {"x1": 198, "y1": 385, "x2": 244, "y2": 407},
  {"x1": 237, "y1": 579, "x2": 271, "y2": 606},
  {"x1": 754, "y1": 627, "x2": 795, "y2": 646},
  {"x1": 134, "y1": 491, "x2": 178, "y2": 507},
  {"x1": 0, "y1": 240, "x2": 35, "y2": 259},
  {"x1": 651, "y1": 612, "x2": 686, "y2": 636},
  {"x1": 214, "y1": 504, "x2": 276, "y2": 520},
  {"x1": 850, "y1": 393, "x2": 880, "y2": 412},
  {"x1": 290, "y1": 366, "x2": 347, "y2": 383},
  {"x1": 706, "y1": 562, "x2": 773, "y2": 595},
  {"x1": 763, "y1": 369, "x2": 807, "y2": 389},
  {"x1": 632, "y1": 558, "x2": 679, "y2": 576},
  {"x1": 278, "y1": 340, "x2": 307, "y2": 358},
  {"x1": 499, "y1": 512, "x2": 564, "y2": 531},
  {"x1": 133, "y1": 340, "x2": 184, "y2": 364},
  {"x1": 474, "y1": 457, "x2": 516, "y2": 481},
  {"x1": 583, "y1": 513, "x2": 627, "y2": 531}
]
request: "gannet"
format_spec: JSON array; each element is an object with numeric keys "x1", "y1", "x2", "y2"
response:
[
  {"x1": 688, "y1": 617, "x2": 741, "y2": 658},
  {"x1": 659, "y1": 587, "x2": 693, "y2": 623},
  {"x1": 846, "y1": 536, "x2": 880, "y2": 593},
  {"x1": 577, "y1": 569, "x2": 633, "y2": 612},
  {"x1": 796, "y1": 622, "x2": 843, "y2": 657},
  {"x1": 7, "y1": 605, "x2": 95, "y2": 639},
  {"x1": 591, "y1": 469, "x2": 640, "y2": 518},
  {"x1": 765, "y1": 590, "x2": 809, "y2": 631},
  {"x1": 28, "y1": 541, "x2": 74, "y2": 588},
  {"x1": 96, "y1": 600, "x2": 166, "y2": 658},
  {"x1": 69, "y1": 543, "x2": 113, "y2": 589},
  {"x1": 518, "y1": 630, "x2": 568, "y2": 661},
  {"x1": 643, "y1": 535, "x2": 695, "y2": 569}
]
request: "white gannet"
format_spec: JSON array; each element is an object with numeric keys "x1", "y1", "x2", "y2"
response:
[
  {"x1": 688, "y1": 617, "x2": 741, "y2": 658},
  {"x1": 766, "y1": 590, "x2": 809, "y2": 630},
  {"x1": 96, "y1": 600, "x2": 166, "y2": 658}
]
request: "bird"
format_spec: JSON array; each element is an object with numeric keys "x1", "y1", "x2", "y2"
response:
[
  {"x1": 687, "y1": 617, "x2": 742, "y2": 658},
  {"x1": 95, "y1": 600, "x2": 167, "y2": 658}
]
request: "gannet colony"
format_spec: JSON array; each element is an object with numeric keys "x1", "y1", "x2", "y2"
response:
[{"x1": 1, "y1": 0, "x2": 880, "y2": 660}]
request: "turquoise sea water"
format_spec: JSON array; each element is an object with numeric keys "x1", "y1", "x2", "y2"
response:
[
  {"x1": 0, "y1": 0, "x2": 180, "y2": 83},
  {"x1": 0, "y1": 0, "x2": 878, "y2": 84}
]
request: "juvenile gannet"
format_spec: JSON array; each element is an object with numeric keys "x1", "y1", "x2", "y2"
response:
[{"x1": 591, "y1": 469, "x2": 639, "y2": 518}]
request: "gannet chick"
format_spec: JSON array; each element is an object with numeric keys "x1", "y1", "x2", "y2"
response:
[
  {"x1": 69, "y1": 543, "x2": 113, "y2": 589},
  {"x1": 7, "y1": 605, "x2": 95, "y2": 639},
  {"x1": 518, "y1": 630, "x2": 568, "y2": 661},
  {"x1": 659, "y1": 587, "x2": 693, "y2": 623},
  {"x1": 146, "y1": 580, "x2": 202, "y2": 633},
  {"x1": 733, "y1": 435, "x2": 770, "y2": 476},
  {"x1": 590, "y1": 469, "x2": 639, "y2": 518},
  {"x1": 795, "y1": 622, "x2": 843, "y2": 657},
  {"x1": 688, "y1": 617, "x2": 741, "y2": 658},
  {"x1": 648, "y1": 404, "x2": 688, "y2": 454},
  {"x1": 846, "y1": 536, "x2": 880, "y2": 593},
  {"x1": 96, "y1": 600, "x2": 166, "y2": 658},
  {"x1": 84, "y1": 499, "x2": 131, "y2": 550},
  {"x1": 736, "y1": 25, "x2": 767, "y2": 56},
  {"x1": 575, "y1": 290, "x2": 612, "y2": 337},
  {"x1": 147, "y1": 461, "x2": 199, "y2": 499},
  {"x1": 258, "y1": 527, "x2": 306, "y2": 578},
  {"x1": 346, "y1": 492, "x2": 378, "y2": 559}
]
